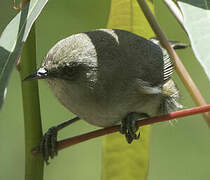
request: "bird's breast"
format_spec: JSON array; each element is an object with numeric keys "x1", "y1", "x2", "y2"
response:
[{"x1": 47, "y1": 77, "x2": 161, "y2": 127}]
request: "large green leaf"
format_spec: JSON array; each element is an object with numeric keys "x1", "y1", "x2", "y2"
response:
[
  {"x1": 102, "y1": 1, "x2": 154, "y2": 180},
  {"x1": 177, "y1": 0, "x2": 210, "y2": 81},
  {"x1": 0, "y1": 0, "x2": 48, "y2": 109}
]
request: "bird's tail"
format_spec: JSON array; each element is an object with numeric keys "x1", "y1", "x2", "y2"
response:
[
  {"x1": 150, "y1": 37, "x2": 188, "y2": 50},
  {"x1": 160, "y1": 79, "x2": 183, "y2": 114},
  {"x1": 168, "y1": 40, "x2": 188, "y2": 49}
]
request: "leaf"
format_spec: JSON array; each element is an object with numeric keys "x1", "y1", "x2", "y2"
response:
[
  {"x1": 0, "y1": 0, "x2": 48, "y2": 109},
  {"x1": 106, "y1": 0, "x2": 154, "y2": 38},
  {"x1": 102, "y1": 1, "x2": 154, "y2": 180},
  {"x1": 177, "y1": 0, "x2": 210, "y2": 81}
]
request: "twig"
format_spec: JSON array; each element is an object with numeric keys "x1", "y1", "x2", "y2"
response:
[
  {"x1": 49, "y1": 105, "x2": 210, "y2": 152},
  {"x1": 136, "y1": 0, "x2": 210, "y2": 126}
]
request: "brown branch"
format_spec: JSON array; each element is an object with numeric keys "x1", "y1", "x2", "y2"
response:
[
  {"x1": 56, "y1": 105, "x2": 210, "y2": 152},
  {"x1": 136, "y1": 0, "x2": 210, "y2": 126}
]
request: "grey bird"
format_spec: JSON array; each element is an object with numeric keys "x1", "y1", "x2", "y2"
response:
[{"x1": 24, "y1": 29, "x2": 186, "y2": 163}]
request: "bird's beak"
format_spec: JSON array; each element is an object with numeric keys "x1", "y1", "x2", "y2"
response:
[
  {"x1": 23, "y1": 68, "x2": 48, "y2": 81},
  {"x1": 23, "y1": 72, "x2": 41, "y2": 81}
]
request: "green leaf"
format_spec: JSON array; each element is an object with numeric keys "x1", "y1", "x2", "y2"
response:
[
  {"x1": 102, "y1": 1, "x2": 154, "y2": 180},
  {"x1": 177, "y1": 0, "x2": 210, "y2": 81},
  {"x1": 0, "y1": 0, "x2": 48, "y2": 109}
]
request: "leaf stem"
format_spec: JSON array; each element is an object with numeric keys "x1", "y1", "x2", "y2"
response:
[
  {"x1": 136, "y1": 0, "x2": 210, "y2": 126},
  {"x1": 19, "y1": 24, "x2": 44, "y2": 180}
]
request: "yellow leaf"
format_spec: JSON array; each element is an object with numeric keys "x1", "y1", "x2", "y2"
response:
[
  {"x1": 102, "y1": 0, "x2": 154, "y2": 180},
  {"x1": 107, "y1": 0, "x2": 154, "y2": 38}
]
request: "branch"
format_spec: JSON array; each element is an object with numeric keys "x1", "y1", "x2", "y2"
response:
[
  {"x1": 53, "y1": 105, "x2": 210, "y2": 152},
  {"x1": 136, "y1": 0, "x2": 210, "y2": 126}
]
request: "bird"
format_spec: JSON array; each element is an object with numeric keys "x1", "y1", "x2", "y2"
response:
[{"x1": 24, "y1": 29, "x2": 186, "y2": 163}]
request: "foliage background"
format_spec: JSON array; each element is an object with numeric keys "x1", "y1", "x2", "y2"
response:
[{"x1": 0, "y1": 0, "x2": 210, "y2": 180}]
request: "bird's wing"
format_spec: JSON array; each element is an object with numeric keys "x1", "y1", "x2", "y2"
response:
[
  {"x1": 162, "y1": 48, "x2": 174, "y2": 83},
  {"x1": 149, "y1": 38, "x2": 181, "y2": 83},
  {"x1": 135, "y1": 78, "x2": 162, "y2": 95}
]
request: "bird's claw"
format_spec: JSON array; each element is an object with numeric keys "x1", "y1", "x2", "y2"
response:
[
  {"x1": 39, "y1": 126, "x2": 58, "y2": 164},
  {"x1": 120, "y1": 112, "x2": 149, "y2": 144}
]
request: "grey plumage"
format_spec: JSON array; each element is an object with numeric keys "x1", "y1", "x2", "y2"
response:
[
  {"x1": 24, "y1": 29, "x2": 187, "y2": 163},
  {"x1": 38, "y1": 29, "x2": 182, "y2": 127}
]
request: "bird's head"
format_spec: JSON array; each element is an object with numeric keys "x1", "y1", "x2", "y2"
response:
[{"x1": 23, "y1": 60, "x2": 89, "y2": 82}]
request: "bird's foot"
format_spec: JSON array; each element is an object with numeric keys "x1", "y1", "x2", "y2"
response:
[
  {"x1": 32, "y1": 117, "x2": 80, "y2": 164},
  {"x1": 33, "y1": 126, "x2": 58, "y2": 164},
  {"x1": 120, "y1": 112, "x2": 149, "y2": 143}
]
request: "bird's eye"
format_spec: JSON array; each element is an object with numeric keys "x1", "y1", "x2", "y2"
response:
[
  {"x1": 48, "y1": 62, "x2": 86, "y2": 80},
  {"x1": 62, "y1": 66, "x2": 76, "y2": 76},
  {"x1": 37, "y1": 68, "x2": 48, "y2": 77}
]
